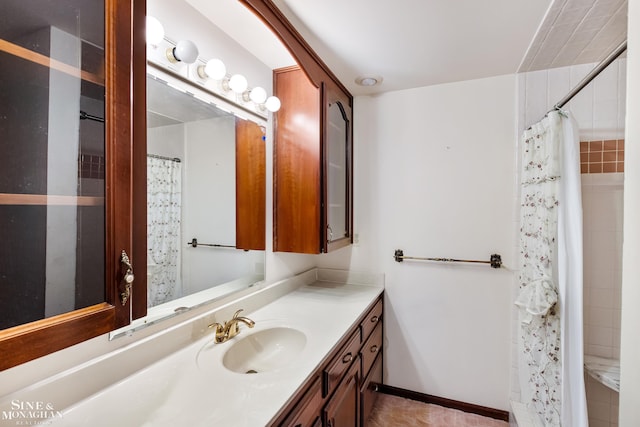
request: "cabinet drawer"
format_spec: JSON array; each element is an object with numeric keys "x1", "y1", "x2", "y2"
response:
[
  {"x1": 361, "y1": 321, "x2": 382, "y2": 379},
  {"x1": 280, "y1": 375, "x2": 322, "y2": 427},
  {"x1": 361, "y1": 299, "x2": 382, "y2": 342},
  {"x1": 323, "y1": 329, "x2": 361, "y2": 397}
]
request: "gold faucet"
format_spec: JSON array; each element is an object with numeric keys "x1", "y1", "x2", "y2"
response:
[{"x1": 208, "y1": 309, "x2": 255, "y2": 343}]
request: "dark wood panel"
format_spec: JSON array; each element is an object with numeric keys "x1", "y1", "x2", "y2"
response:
[
  {"x1": 236, "y1": 117, "x2": 266, "y2": 251},
  {"x1": 273, "y1": 66, "x2": 321, "y2": 253}
]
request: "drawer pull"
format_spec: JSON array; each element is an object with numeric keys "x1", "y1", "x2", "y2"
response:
[
  {"x1": 370, "y1": 315, "x2": 379, "y2": 323},
  {"x1": 342, "y1": 353, "x2": 353, "y2": 364},
  {"x1": 370, "y1": 345, "x2": 379, "y2": 353}
]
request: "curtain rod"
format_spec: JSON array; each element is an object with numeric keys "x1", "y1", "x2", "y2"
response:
[
  {"x1": 554, "y1": 40, "x2": 627, "y2": 110},
  {"x1": 147, "y1": 153, "x2": 181, "y2": 163}
]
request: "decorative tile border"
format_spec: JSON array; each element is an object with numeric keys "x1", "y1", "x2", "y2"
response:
[{"x1": 580, "y1": 139, "x2": 624, "y2": 174}]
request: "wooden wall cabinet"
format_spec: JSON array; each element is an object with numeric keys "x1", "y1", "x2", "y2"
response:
[
  {"x1": 0, "y1": 0, "x2": 145, "y2": 370},
  {"x1": 271, "y1": 295, "x2": 383, "y2": 427},
  {"x1": 273, "y1": 66, "x2": 353, "y2": 254}
]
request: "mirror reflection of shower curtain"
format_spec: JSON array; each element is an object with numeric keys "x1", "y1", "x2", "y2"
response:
[{"x1": 147, "y1": 156, "x2": 182, "y2": 307}]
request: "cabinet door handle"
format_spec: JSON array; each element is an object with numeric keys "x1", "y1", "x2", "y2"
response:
[
  {"x1": 371, "y1": 315, "x2": 379, "y2": 323},
  {"x1": 120, "y1": 250, "x2": 134, "y2": 305},
  {"x1": 370, "y1": 345, "x2": 379, "y2": 353},
  {"x1": 342, "y1": 352, "x2": 353, "y2": 364},
  {"x1": 327, "y1": 224, "x2": 333, "y2": 242}
]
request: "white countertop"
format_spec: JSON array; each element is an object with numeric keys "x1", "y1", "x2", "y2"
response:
[{"x1": 49, "y1": 278, "x2": 383, "y2": 426}]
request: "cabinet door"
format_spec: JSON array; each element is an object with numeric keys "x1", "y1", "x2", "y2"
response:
[
  {"x1": 361, "y1": 353, "x2": 383, "y2": 425},
  {"x1": 0, "y1": 0, "x2": 140, "y2": 370},
  {"x1": 324, "y1": 358, "x2": 360, "y2": 427},
  {"x1": 272, "y1": 66, "x2": 321, "y2": 254},
  {"x1": 323, "y1": 85, "x2": 353, "y2": 253}
]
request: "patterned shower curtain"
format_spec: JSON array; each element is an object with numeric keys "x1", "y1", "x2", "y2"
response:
[
  {"x1": 147, "y1": 156, "x2": 182, "y2": 307},
  {"x1": 516, "y1": 110, "x2": 587, "y2": 426}
]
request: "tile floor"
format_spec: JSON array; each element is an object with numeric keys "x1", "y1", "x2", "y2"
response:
[{"x1": 368, "y1": 394, "x2": 509, "y2": 427}]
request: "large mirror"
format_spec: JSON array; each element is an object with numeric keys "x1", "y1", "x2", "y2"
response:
[
  {"x1": 145, "y1": 67, "x2": 265, "y2": 311},
  {"x1": 111, "y1": 0, "x2": 295, "y2": 336}
]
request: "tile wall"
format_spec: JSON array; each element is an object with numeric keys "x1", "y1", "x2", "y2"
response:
[
  {"x1": 582, "y1": 172, "x2": 623, "y2": 427},
  {"x1": 580, "y1": 139, "x2": 625, "y2": 173}
]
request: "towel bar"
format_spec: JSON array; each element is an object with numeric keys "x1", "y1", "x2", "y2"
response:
[{"x1": 393, "y1": 249, "x2": 502, "y2": 268}]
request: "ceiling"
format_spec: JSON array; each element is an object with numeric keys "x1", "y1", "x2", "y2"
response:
[{"x1": 191, "y1": 0, "x2": 628, "y2": 96}]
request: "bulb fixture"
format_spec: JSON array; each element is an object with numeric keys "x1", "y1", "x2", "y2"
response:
[
  {"x1": 167, "y1": 39, "x2": 199, "y2": 64},
  {"x1": 246, "y1": 86, "x2": 267, "y2": 104},
  {"x1": 226, "y1": 74, "x2": 248, "y2": 94},
  {"x1": 264, "y1": 96, "x2": 281, "y2": 112},
  {"x1": 146, "y1": 16, "x2": 165, "y2": 45},
  {"x1": 197, "y1": 58, "x2": 227, "y2": 80}
]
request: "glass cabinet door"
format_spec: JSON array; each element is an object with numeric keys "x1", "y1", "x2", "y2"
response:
[
  {"x1": 0, "y1": 1, "x2": 107, "y2": 329},
  {"x1": 325, "y1": 88, "x2": 352, "y2": 252},
  {"x1": 326, "y1": 101, "x2": 348, "y2": 243},
  {"x1": 0, "y1": 0, "x2": 137, "y2": 370}
]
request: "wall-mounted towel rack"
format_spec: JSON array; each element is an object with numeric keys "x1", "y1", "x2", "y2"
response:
[
  {"x1": 187, "y1": 238, "x2": 235, "y2": 249},
  {"x1": 394, "y1": 249, "x2": 502, "y2": 268}
]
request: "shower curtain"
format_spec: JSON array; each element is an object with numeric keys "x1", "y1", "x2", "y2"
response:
[
  {"x1": 516, "y1": 110, "x2": 587, "y2": 426},
  {"x1": 147, "y1": 156, "x2": 182, "y2": 307}
]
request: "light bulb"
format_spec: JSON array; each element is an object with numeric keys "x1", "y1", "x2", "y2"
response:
[
  {"x1": 146, "y1": 16, "x2": 165, "y2": 45},
  {"x1": 228, "y1": 74, "x2": 248, "y2": 93},
  {"x1": 170, "y1": 40, "x2": 198, "y2": 64},
  {"x1": 265, "y1": 96, "x2": 281, "y2": 112},
  {"x1": 249, "y1": 87, "x2": 267, "y2": 104},
  {"x1": 204, "y1": 59, "x2": 226, "y2": 80}
]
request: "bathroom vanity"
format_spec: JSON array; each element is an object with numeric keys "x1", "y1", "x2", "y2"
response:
[{"x1": 0, "y1": 269, "x2": 383, "y2": 426}]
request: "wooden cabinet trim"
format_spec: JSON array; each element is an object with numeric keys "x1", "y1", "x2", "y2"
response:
[
  {"x1": 239, "y1": 0, "x2": 350, "y2": 97},
  {"x1": 0, "y1": 303, "x2": 115, "y2": 371}
]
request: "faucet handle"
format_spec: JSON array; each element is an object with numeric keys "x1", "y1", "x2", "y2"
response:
[
  {"x1": 208, "y1": 322, "x2": 227, "y2": 343},
  {"x1": 208, "y1": 322, "x2": 224, "y2": 332},
  {"x1": 232, "y1": 309, "x2": 244, "y2": 319}
]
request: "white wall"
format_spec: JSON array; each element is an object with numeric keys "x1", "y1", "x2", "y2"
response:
[
  {"x1": 620, "y1": 0, "x2": 640, "y2": 424},
  {"x1": 320, "y1": 74, "x2": 518, "y2": 411}
]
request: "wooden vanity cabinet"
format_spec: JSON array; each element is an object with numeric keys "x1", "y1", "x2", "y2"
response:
[
  {"x1": 272, "y1": 66, "x2": 353, "y2": 254},
  {"x1": 272, "y1": 295, "x2": 383, "y2": 427}
]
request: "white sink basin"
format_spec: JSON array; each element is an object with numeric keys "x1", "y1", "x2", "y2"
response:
[{"x1": 222, "y1": 327, "x2": 306, "y2": 374}]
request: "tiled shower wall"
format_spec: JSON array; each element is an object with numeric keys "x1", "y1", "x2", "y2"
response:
[{"x1": 513, "y1": 58, "x2": 625, "y2": 425}]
